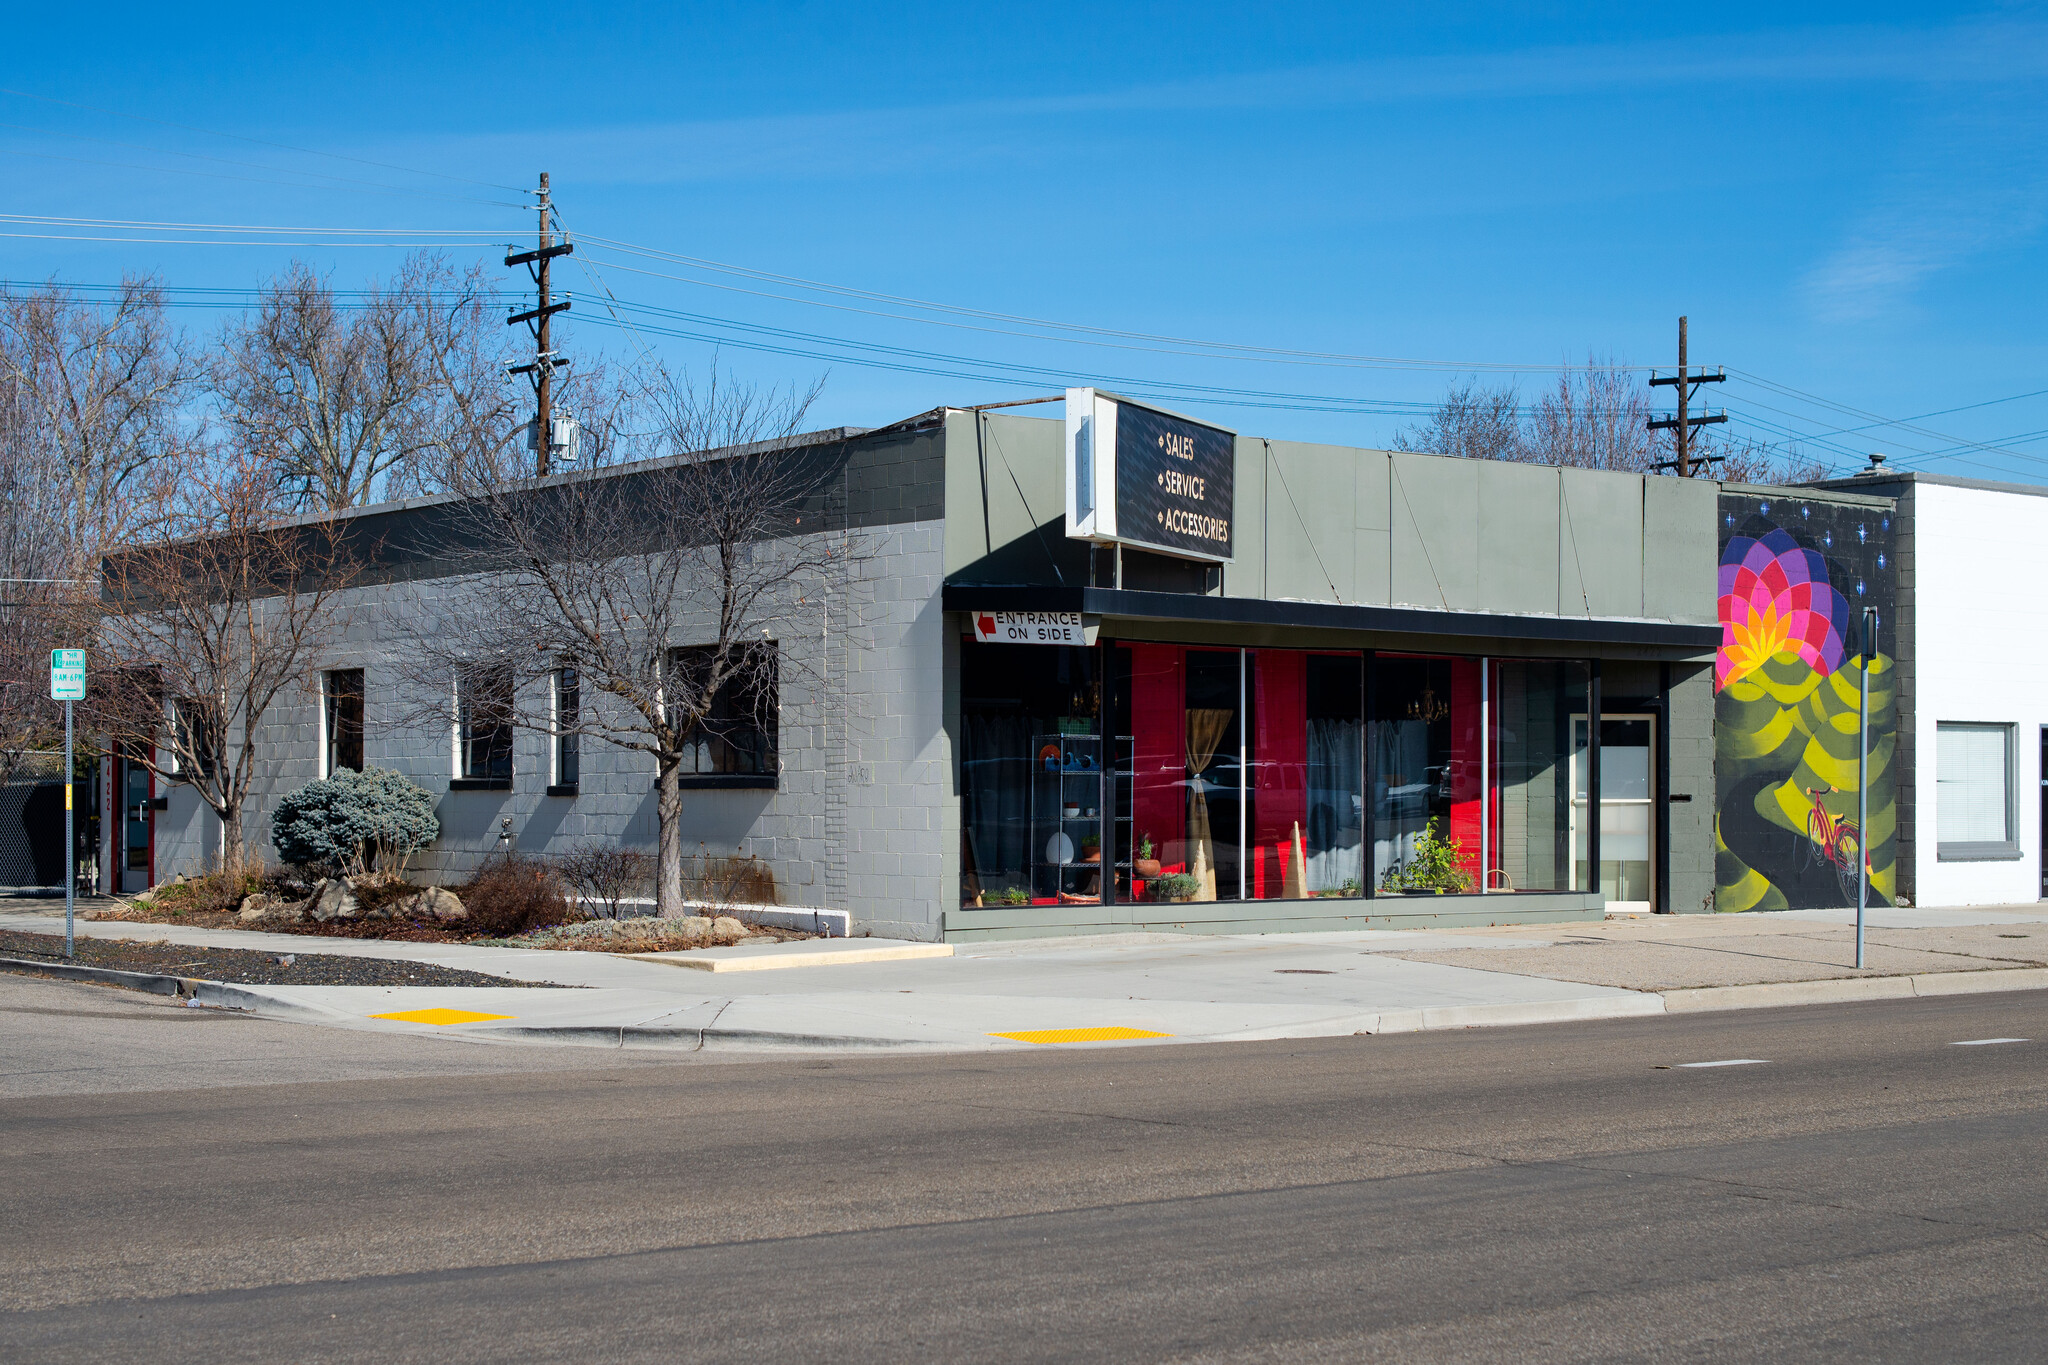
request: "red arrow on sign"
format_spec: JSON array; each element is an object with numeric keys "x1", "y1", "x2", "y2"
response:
[{"x1": 977, "y1": 613, "x2": 997, "y2": 638}]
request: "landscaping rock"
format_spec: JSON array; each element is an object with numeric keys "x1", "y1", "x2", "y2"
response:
[
  {"x1": 661, "y1": 915, "x2": 713, "y2": 940},
  {"x1": 390, "y1": 887, "x2": 467, "y2": 923},
  {"x1": 307, "y1": 878, "x2": 361, "y2": 922},
  {"x1": 712, "y1": 915, "x2": 746, "y2": 944},
  {"x1": 238, "y1": 893, "x2": 305, "y2": 925}
]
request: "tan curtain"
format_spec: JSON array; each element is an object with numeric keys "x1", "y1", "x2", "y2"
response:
[{"x1": 1186, "y1": 708, "x2": 1233, "y2": 902}]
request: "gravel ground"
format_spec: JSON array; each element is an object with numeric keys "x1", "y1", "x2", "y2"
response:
[{"x1": 0, "y1": 928, "x2": 568, "y2": 988}]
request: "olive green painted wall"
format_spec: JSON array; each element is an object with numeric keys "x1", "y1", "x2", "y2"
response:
[{"x1": 944, "y1": 411, "x2": 1719, "y2": 629}]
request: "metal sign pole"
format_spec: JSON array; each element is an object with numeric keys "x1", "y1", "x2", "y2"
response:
[
  {"x1": 50, "y1": 647, "x2": 85, "y2": 959},
  {"x1": 64, "y1": 698, "x2": 74, "y2": 959},
  {"x1": 1856, "y1": 608, "x2": 1875, "y2": 970}
]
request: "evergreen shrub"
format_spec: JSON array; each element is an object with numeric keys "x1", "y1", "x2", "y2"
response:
[{"x1": 271, "y1": 768, "x2": 440, "y2": 877}]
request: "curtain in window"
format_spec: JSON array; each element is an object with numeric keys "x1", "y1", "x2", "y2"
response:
[
  {"x1": 1307, "y1": 717, "x2": 1363, "y2": 892},
  {"x1": 963, "y1": 713, "x2": 1032, "y2": 889},
  {"x1": 1186, "y1": 708, "x2": 1233, "y2": 901}
]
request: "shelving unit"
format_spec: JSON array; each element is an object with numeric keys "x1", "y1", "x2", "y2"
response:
[{"x1": 1031, "y1": 732, "x2": 1104, "y2": 901}]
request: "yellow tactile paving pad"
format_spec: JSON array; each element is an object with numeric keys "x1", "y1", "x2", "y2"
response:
[
  {"x1": 990, "y1": 1026, "x2": 1173, "y2": 1044},
  {"x1": 370, "y1": 1008, "x2": 515, "y2": 1026}
]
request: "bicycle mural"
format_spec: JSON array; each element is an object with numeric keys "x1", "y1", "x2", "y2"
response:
[{"x1": 1713, "y1": 493, "x2": 1896, "y2": 911}]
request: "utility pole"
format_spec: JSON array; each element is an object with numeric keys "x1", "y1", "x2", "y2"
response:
[
  {"x1": 1649, "y1": 316, "x2": 1727, "y2": 476},
  {"x1": 506, "y1": 171, "x2": 574, "y2": 476}
]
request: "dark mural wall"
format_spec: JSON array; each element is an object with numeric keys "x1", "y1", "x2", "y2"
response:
[{"x1": 1714, "y1": 492, "x2": 1897, "y2": 912}]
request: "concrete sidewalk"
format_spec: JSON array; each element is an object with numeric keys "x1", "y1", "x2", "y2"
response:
[{"x1": 4, "y1": 901, "x2": 2046, "y2": 1053}]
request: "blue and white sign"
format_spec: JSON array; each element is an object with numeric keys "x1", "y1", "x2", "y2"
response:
[{"x1": 49, "y1": 648, "x2": 85, "y2": 701}]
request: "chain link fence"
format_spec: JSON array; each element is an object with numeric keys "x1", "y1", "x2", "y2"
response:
[{"x1": 0, "y1": 752, "x2": 99, "y2": 896}]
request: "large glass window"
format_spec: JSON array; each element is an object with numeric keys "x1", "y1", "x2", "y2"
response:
[
  {"x1": 1937, "y1": 722, "x2": 2016, "y2": 857},
  {"x1": 1371, "y1": 655, "x2": 1483, "y2": 894},
  {"x1": 669, "y1": 644, "x2": 779, "y2": 778},
  {"x1": 1250, "y1": 651, "x2": 1363, "y2": 899},
  {"x1": 961, "y1": 641, "x2": 1599, "y2": 908},
  {"x1": 960, "y1": 643, "x2": 1105, "y2": 906},
  {"x1": 1490, "y1": 660, "x2": 1590, "y2": 894}
]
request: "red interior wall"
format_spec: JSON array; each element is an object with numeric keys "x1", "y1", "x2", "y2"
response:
[
  {"x1": 1128, "y1": 644, "x2": 1186, "y2": 875},
  {"x1": 1449, "y1": 658, "x2": 1483, "y2": 886},
  {"x1": 1251, "y1": 650, "x2": 1307, "y2": 898}
]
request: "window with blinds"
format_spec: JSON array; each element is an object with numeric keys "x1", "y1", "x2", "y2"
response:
[{"x1": 1936, "y1": 722, "x2": 2015, "y2": 855}]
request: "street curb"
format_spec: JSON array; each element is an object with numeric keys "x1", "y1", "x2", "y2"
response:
[
  {"x1": 1660, "y1": 966, "x2": 2048, "y2": 1013},
  {"x1": 0, "y1": 955, "x2": 199, "y2": 999},
  {"x1": 470, "y1": 1023, "x2": 933, "y2": 1051},
  {"x1": 0, "y1": 956, "x2": 374, "y2": 1023}
]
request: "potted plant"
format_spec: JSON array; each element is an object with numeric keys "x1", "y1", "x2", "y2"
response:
[
  {"x1": 1378, "y1": 818, "x2": 1475, "y2": 895},
  {"x1": 1080, "y1": 832, "x2": 1101, "y2": 864},
  {"x1": 1134, "y1": 833, "x2": 1162, "y2": 879},
  {"x1": 996, "y1": 886, "x2": 1030, "y2": 906},
  {"x1": 1149, "y1": 872, "x2": 1202, "y2": 904}
]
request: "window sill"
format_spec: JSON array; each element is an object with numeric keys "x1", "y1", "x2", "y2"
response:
[
  {"x1": 674, "y1": 774, "x2": 778, "y2": 791},
  {"x1": 546, "y1": 784, "x2": 579, "y2": 798},
  {"x1": 448, "y1": 778, "x2": 512, "y2": 792},
  {"x1": 1937, "y1": 842, "x2": 2022, "y2": 862}
]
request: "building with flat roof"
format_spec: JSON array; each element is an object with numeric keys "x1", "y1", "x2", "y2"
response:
[{"x1": 106, "y1": 392, "x2": 1932, "y2": 936}]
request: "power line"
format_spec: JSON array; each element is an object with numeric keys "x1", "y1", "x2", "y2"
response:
[{"x1": 577, "y1": 234, "x2": 1657, "y2": 376}]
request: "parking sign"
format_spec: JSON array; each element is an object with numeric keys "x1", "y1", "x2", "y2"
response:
[{"x1": 49, "y1": 648, "x2": 85, "y2": 701}]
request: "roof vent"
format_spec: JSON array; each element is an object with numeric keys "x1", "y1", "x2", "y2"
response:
[{"x1": 1862, "y1": 451, "x2": 1887, "y2": 474}]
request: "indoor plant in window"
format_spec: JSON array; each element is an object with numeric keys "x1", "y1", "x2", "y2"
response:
[
  {"x1": 1378, "y1": 818, "x2": 1475, "y2": 895},
  {"x1": 1079, "y1": 832, "x2": 1101, "y2": 864},
  {"x1": 1134, "y1": 833, "x2": 1161, "y2": 879}
]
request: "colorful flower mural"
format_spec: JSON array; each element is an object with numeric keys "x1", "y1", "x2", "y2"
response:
[
  {"x1": 1717, "y1": 529, "x2": 1851, "y2": 692},
  {"x1": 1714, "y1": 498, "x2": 1896, "y2": 912}
]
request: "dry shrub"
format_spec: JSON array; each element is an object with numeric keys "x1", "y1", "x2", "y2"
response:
[
  {"x1": 143, "y1": 867, "x2": 264, "y2": 917},
  {"x1": 555, "y1": 841, "x2": 654, "y2": 917},
  {"x1": 455, "y1": 854, "x2": 583, "y2": 937}
]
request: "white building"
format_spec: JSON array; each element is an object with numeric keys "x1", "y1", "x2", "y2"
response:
[{"x1": 1814, "y1": 470, "x2": 2048, "y2": 908}]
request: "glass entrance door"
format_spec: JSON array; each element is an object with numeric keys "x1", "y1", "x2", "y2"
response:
[
  {"x1": 1571, "y1": 715, "x2": 1656, "y2": 913},
  {"x1": 120, "y1": 754, "x2": 153, "y2": 894}
]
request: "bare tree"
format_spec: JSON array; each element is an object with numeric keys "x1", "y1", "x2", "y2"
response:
[
  {"x1": 401, "y1": 366, "x2": 848, "y2": 915},
  {"x1": 0, "y1": 277, "x2": 195, "y2": 566},
  {"x1": 1391, "y1": 380, "x2": 1523, "y2": 462},
  {"x1": 90, "y1": 449, "x2": 362, "y2": 871},
  {"x1": 215, "y1": 252, "x2": 504, "y2": 510},
  {"x1": 1523, "y1": 361, "x2": 1657, "y2": 470},
  {"x1": 1396, "y1": 360, "x2": 1836, "y2": 482},
  {"x1": 0, "y1": 278, "x2": 197, "y2": 778}
]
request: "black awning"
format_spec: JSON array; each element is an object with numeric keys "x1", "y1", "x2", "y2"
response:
[{"x1": 943, "y1": 584, "x2": 1722, "y2": 653}]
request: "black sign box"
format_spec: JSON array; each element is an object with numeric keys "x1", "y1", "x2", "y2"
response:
[{"x1": 1115, "y1": 401, "x2": 1235, "y2": 561}]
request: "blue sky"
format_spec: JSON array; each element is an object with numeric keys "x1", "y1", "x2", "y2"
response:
[{"x1": 7, "y1": 3, "x2": 2048, "y2": 481}]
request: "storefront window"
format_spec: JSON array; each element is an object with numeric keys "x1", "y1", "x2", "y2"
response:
[
  {"x1": 1250, "y1": 651, "x2": 1363, "y2": 899},
  {"x1": 1371, "y1": 655, "x2": 1482, "y2": 893},
  {"x1": 962, "y1": 640, "x2": 1601, "y2": 909},
  {"x1": 1488, "y1": 660, "x2": 1589, "y2": 893},
  {"x1": 959, "y1": 643, "x2": 1105, "y2": 907}
]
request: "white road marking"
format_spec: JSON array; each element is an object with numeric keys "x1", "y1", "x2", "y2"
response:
[
  {"x1": 1952, "y1": 1038, "x2": 2030, "y2": 1046},
  {"x1": 1678, "y1": 1059, "x2": 1771, "y2": 1068}
]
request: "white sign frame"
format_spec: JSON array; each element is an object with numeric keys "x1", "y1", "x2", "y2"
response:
[
  {"x1": 969, "y1": 611, "x2": 1099, "y2": 646},
  {"x1": 49, "y1": 648, "x2": 85, "y2": 702},
  {"x1": 1063, "y1": 386, "x2": 1236, "y2": 564}
]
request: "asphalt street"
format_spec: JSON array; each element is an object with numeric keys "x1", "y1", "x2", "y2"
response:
[{"x1": 3, "y1": 973, "x2": 2044, "y2": 1362}]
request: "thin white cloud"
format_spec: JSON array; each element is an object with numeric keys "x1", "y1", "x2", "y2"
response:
[{"x1": 372, "y1": 18, "x2": 2048, "y2": 191}]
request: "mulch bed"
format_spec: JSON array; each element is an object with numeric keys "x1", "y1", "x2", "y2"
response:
[{"x1": 0, "y1": 928, "x2": 565, "y2": 989}]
